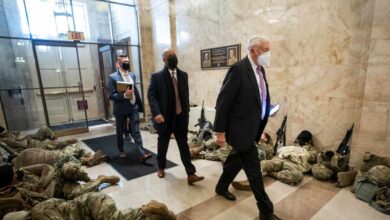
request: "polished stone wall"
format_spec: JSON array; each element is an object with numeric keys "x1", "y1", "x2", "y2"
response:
[{"x1": 138, "y1": 0, "x2": 389, "y2": 166}]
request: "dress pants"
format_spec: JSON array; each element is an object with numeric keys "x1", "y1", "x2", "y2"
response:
[
  {"x1": 157, "y1": 113, "x2": 196, "y2": 175},
  {"x1": 215, "y1": 144, "x2": 274, "y2": 215},
  {"x1": 115, "y1": 105, "x2": 145, "y2": 156}
]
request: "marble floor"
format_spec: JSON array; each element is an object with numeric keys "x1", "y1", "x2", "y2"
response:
[{"x1": 65, "y1": 124, "x2": 387, "y2": 220}]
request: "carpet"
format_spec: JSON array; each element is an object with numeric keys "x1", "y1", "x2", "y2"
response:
[
  {"x1": 51, "y1": 119, "x2": 109, "y2": 131},
  {"x1": 82, "y1": 134, "x2": 177, "y2": 180}
]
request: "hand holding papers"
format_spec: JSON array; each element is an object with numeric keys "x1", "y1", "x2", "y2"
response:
[{"x1": 116, "y1": 81, "x2": 133, "y2": 93}]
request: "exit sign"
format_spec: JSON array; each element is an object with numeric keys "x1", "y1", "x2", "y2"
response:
[{"x1": 68, "y1": 31, "x2": 85, "y2": 41}]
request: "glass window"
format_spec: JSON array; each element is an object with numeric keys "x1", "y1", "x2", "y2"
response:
[
  {"x1": 25, "y1": 0, "x2": 74, "y2": 40},
  {"x1": 0, "y1": 39, "x2": 39, "y2": 89},
  {"x1": 0, "y1": 0, "x2": 30, "y2": 38},
  {"x1": 109, "y1": 0, "x2": 135, "y2": 5},
  {"x1": 73, "y1": 0, "x2": 112, "y2": 43},
  {"x1": 0, "y1": 89, "x2": 46, "y2": 131},
  {"x1": 130, "y1": 46, "x2": 141, "y2": 83},
  {"x1": 110, "y1": 4, "x2": 139, "y2": 44}
]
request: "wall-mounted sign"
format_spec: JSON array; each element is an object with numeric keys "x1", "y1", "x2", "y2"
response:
[
  {"x1": 68, "y1": 31, "x2": 85, "y2": 41},
  {"x1": 201, "y1": 44, "x2": 241, "y2": 70},
  {"x1": 77, "y1": 100, "x2": 88, "y2": 110}
]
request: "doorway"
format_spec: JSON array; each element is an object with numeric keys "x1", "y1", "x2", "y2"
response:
[
  {"x1": 33, "y1": 40, "x2": 88, "y2": 136},
  {"x1": 98, "y1": 44, "x2": 129, "y2": 120}
]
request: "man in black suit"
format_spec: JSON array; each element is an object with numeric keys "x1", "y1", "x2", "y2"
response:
[
  {"x1": 147, "y1": 48, "x2": 204, "y2": 185},
  {"x1": 108, "y1": 55, "x2": 152, "y2": 162},
  {"x1": 214, "y1": 37, "x2": 278, "y2": 220}
]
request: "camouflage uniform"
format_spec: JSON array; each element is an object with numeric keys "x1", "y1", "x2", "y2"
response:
[
  {"x1": 352, "y1": 164, "x2": 390, "y2": 214},
  {"x1": 0, "y1": 127, "x2": 77, "y2": 153},
  {"x1": 1, "y1": 138, "x2": 77, "y2": 153},
  {"x1": 54, "y1": 160, "x2": 119, "y2": 200},
  {"x1": 361, "y1": 152, "x2": 390, "y2": 172},
  {"x1": 257, "y1": 137, "x2": 274, "y2": 160},
  {"x1": 0, "y1": 164, "x2": 56, "y2": 219},
  {"x1": 312, "y1": 150, "x2": 348, "y2": 181},
  {"x1": 31, "y1": 192, "x2": 176, "y2": 220},
  {"x1": 12, "y1": 145, "x2": 107, "y2": 169}
]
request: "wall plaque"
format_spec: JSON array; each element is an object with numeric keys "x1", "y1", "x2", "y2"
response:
[{"x1": 201, "y1": 44, "x2": 241, "y2": 70}]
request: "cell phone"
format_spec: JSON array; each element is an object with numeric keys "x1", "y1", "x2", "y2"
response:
[
  {"x1": 128, "y1": 84, "x2": 133, "y2": 90},
  {"x1": 270, "y1": 104, "x2": 280, "y2": 115}
]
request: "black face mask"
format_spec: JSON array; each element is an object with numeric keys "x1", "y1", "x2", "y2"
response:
[
  {"x1": 120, "y1": 62, "x2": 130, "y2": 70},
  {"x1": 167, "y1": 56, "x2": 178, "y2": 69}
]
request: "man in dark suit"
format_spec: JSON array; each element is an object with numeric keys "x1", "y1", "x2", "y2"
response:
[
  {"x1": 147, "y1": 48, "x2": 204, "y2": 185},
  {"x1": 214, "y1": 37, "x2": 278, "y2": 220},
  {"x1": 108, "y1": 55, "x2": 152, "y2": 162}
]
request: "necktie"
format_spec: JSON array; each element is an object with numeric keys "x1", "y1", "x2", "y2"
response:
[
  {"x1": 171, "y1": 71, "x2": 182, "y2": 115},
  {"x1": 256, "y1": 66, "x2": 267, "y2": 119}
]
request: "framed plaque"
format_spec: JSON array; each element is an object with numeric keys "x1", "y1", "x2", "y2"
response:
[{"x1": 201, "y1": 44, "x2": 241, "y2": 70}]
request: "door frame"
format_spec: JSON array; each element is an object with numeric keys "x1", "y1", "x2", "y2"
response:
[
  {"x1": 97, "y1": 43, "x2": 129, "y2": 120},
  {"x1": 32, "y1": 39, "x2": 89, "y2": 136}
]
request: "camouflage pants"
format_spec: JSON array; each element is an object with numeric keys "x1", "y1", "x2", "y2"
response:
[
  {"x1": 31, "y1": 192, "x2": 145, "y2": 220},
  {"x1": 205, "y1": 145, "x2": 232, "y2": 163},
  {"x1": 261, "y1": 159, "x2": 304, "y2": 185},
  {"x1": 1, "y1": 138, "x2": 72, "y2": 152},
  {"x1": 13, "y1": 144, "x2": 84, "y2": 169}
]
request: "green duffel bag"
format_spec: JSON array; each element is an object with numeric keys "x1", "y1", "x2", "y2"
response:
[{"x1": 355, "y1": 178, "x2": 379, "y2": 202}]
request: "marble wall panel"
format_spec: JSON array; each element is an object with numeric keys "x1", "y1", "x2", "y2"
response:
[{"x1": 139, "y1": 0, "x2": 389, "y2": 166}]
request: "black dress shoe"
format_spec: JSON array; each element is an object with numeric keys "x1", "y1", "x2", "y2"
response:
[
  {"x1": 260, "y1": 212, "x2": 281, "y2": 220},
  {"x1": 216, "y1": 191, "x2": 236, "y2": 201}
]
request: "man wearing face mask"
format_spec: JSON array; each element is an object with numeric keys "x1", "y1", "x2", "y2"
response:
[
  {"x1": 108, "y1": 55, "x2": 152, "y2": 162},
  {"x1": 147, "y1": 48, "x2": 204, "y2": 185},
  {"x1": 213, "y1": 36, "x2": 279, "y2": 220}
]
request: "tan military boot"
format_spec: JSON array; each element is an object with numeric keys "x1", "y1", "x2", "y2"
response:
[
  {"x1": 232, "y1": 180, "x2": 252, "y2": 191},
  {"x1": 98, "y1": 175, "x2": 120, "y2": 185},
  {"x1": 85, "y1": 151, "x2": 109, "y2": 167},
  {"x1": 141, "y1": 200, "x2": 176, "y2": 220}
]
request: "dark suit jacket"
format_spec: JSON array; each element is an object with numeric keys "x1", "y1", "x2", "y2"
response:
[
  {"x1": 108, "y1": 71, "x2": 143, "y2": 116},
  {"x1": 214, "y1": 56, "x2": 271, "y2": 152},
  {"x1": 147, "y1": 66, "x2": 190, "y2": 132}
]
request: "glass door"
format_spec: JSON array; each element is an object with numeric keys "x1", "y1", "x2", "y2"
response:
[{"x1": 34, "y1": 40, "x2": 88, "y2": 135}]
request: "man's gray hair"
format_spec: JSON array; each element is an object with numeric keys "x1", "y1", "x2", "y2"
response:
[
  {"x1": 247, "y1": 36, "x2": 269, "y2": 50},
  {"x1": 161, "y1": 48, "x2": 174, "y2": 58}
]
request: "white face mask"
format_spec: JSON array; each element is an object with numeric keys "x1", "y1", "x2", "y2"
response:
[{"x1": 258, "y1": 51, "x2": 271, "y2": 67}]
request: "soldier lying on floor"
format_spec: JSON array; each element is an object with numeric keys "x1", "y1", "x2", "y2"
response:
[
  {"x1": 0, "y1": 162, "x2": 120, "y2": 218},
  {"x1": 4, "y1": 191, "x2": 176, "y2": 220},
  {"x1": 12, "y1": 144, "x2": 109, "y2": 169},
  {"x1": 232, "y1": 131, "x2": 321, "y2": 190},
  {"x1": 189, "y1": 132, "x2": 274, "y2": 163},
  {"x1": 0, "y1": 126, "x2": 78, "y2": 152}
]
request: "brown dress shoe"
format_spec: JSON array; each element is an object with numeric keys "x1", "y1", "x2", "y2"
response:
[
  {"x1": 187, "y1": 174, "x2": 204, "y2": 185},
  {"x1": 157, "y1": 169, "x2": 165, "y2": 178}
]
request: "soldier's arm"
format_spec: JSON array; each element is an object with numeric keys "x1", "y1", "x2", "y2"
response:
[{"x1": 21, "y1": 164, "x2": 55, "y2": 188}]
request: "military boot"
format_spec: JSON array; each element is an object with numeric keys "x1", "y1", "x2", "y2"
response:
[
  {"x1": 141, "y1": 200, "x2": 176, "y2": 220},
  {"x1": 97, "y1": 175, "x2": 120, "y2": 185},
  {"x1": 84, "y1": 150, "x2": 109, "y2": 167},
  {"x1": 232, "y1": 180, "x2": 252, "y2": 191}
]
